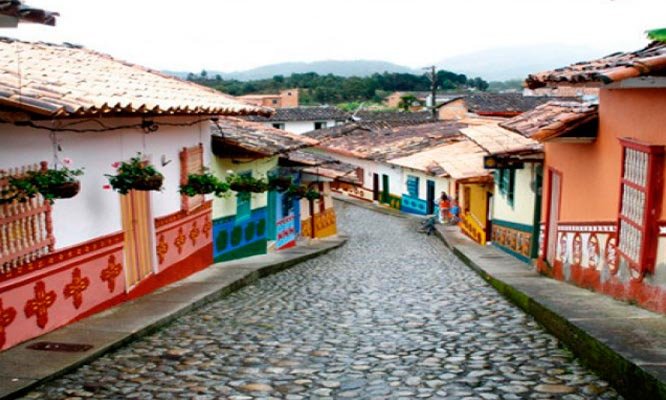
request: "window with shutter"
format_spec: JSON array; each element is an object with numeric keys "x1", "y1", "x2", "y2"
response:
[
  {"x1": 180, "y1": 144, "x2": 204, "y2": 212},
  {"x1": 617, "y1": 138, "x2": 664, "y2": 279}
]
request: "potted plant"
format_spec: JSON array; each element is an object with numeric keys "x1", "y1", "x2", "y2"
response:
[
  {"x1": 226, "y1": 173, "x2": 268, "y2": 193},
  {"x1": 2, "y1": 159, "x2": 83, "y2": 204},
  {"x1": 305, "y1": 188, "x2": 322, "y2": 201},
  {"x1": 286, "y1": 183, "x2": 307, "y2": 199},
  {"x1": 268, "y1": 175, "x2": 292, "y2": 192},
  {"x1": 180, "y1": 169, "x2": 229, "y2": 197},
  {"x1": 105, "y1": 154, "x2": 164, "y2": 194}
]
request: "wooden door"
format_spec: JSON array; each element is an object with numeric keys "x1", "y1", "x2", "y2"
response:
[
  {"x1": 426, "y1": 180, "x2": 435, "y2": 214},
  {"x1": 381, "y1": 174, "x2": 390, "y2": 203},
  {"x1": 372, "y1": 173, "x2": 379, "y2": 201},
  {"x1": 120, "y1": 190, "x2": 155, "y2": 289},
  {"x1": 546, "y1": 170, "x2": 561, "y2": 265}
]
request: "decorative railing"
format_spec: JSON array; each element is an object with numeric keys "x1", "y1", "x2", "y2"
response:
[
  {"x1": 0, "y1": 162, "x2": 54, "y2": 274},
  {"x1": 459, "y1": 211, "x2": 486, "y2": 244}
]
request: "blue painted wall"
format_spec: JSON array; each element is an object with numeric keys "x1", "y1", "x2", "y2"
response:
[
  {"x1": 401, "y1": 194, "x2": 429, "y2": 215},
  {"x1": 213, "y1": 207, "x2": 268, "y2": 262}
]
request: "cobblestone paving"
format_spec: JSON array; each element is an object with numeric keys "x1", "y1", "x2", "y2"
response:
[{"x1": 25, "y1": 203, "x2": 621, "y2": 399}]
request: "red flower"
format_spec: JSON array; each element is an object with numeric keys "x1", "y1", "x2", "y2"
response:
[
  {"x1": 103, "y1": 184, "x2": 111, "y2": 190},
  {"x1": 111, "y1": 162, "x2": 120, "y2": 169}
]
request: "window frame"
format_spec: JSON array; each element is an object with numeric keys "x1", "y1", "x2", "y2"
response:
[
  {"x1": 180, "y1": 144, "x2": 205, "y2": 212},
  {"x1": 616, "y1": 137, "x2": 664, "y2": 278}
]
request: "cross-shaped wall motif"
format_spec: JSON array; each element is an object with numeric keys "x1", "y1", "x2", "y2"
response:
[
  {"x1": 0, "y1": 299, "x2": 16, "y2": 348},
  {"x1": 203, "y1": 218, "x2": 212, "y2": 239},
  {"x1": 156, "y1": 235, "x2": 169, "y2": 264},
  {"x1": 189, "y1": 221, "x2": 200, "y2": 246},
  {"x1": 63, "y1": 268, "x2": 90, "y2": 309},
  {"x1": 100, "y1": 254, "x2": 122, "y2": 293},
  {"x1": 24, "y1": 281, "x2": 57, "y2": 329},
  {"x1": 174, "y1": 227, "x2": 186, "y2": 254}
]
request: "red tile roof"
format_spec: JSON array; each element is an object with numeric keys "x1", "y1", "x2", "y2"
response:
[
  {"x1": 526, "y1": 41, "x2": 666, "y2": 89},
  {"x1": 0, "y1": 38, "x2": 269, "y2": 118},
  {"x1": 499, "y1": 101, "x2": 598, "y2": 142}
]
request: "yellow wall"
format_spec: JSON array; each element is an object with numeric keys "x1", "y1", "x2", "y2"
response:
[{"x1": 210, "y1": 156, "x2": 278, "y2": 219}]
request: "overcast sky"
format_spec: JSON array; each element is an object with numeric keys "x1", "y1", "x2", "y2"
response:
[{"x1": 5, "y1": 0, "x2": 665, "y2": 73}]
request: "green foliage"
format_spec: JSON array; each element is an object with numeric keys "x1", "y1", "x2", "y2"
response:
[
  {"x1": 267, "y1": 175, "x2": 292, "y2": 192},
  {"x1": 488, "y1": 79, "x2": 524, "y2": 92},
  {"x1": 1, "y1": 166, "x2": 84, "y2": 204},
  {"x1": 398, "y1": 95, "x2": 421, "y2": 111},
  {"x1": 226, "y1": 173, "x2": 268, "y2": 193},
  {"x1": 647, "y1": 27, "x2": 666, "y2": 43},
  {"x1": 188, "y1": 71, "x2": 489, "y2": 105},
  {"x1": 105, "y1": 154, "x2": 163, "y2": 195},
  {"x1": 286, "y1": 183, "x2": 307, "y2": 199},
  {"x1": 305, "y1": 188, "x2": 322, "y2": 201},
  {"x1": 180, "y1": 170, "x2": 230, "y2": 197}
]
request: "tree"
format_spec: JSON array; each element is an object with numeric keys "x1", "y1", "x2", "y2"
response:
[
  {"x1": 398, "y1": 95, "x2": 419, "y2": 111},
  {"x1": 200, "y1": 70, "x2": 208, "y2": 80}
]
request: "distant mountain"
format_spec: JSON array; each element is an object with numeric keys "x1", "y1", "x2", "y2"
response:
[
  {"x1": 165, "y1": 60, "x2": 418, "y2": 81},
  {"x1": 435, "y1": 44, "x2": 613, "y2": 82}
]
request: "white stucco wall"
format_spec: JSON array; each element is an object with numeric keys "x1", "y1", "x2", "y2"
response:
[
  {"x1": 400, "y1": 168, "x2": 452, "y2": 200},
  {"x1": 0, "y1": 116, "x2": 211, "y2": 249},
  {"x1": 492, "y1": 163, "x2": 538, "y2": 227}
]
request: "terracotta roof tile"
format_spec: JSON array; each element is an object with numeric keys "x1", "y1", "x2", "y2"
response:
[
  {"x1": 287, "y1": 150, "x2": 361, "y2": 184},
  {"x1": 211, "y1": 118, "x2": 317, "y2": 157},
  {"x1": 0, "y1": 1, "x2": 58, "y2": 26},
  {"x1": 308, "y1": 121, "x2": 465, "y2": 161},
  {"x1": 0, "y1": 38, "x2": 268, "y2": 118},
  {"x1": 245, "y1": 106, "x2": 349, "y2": 122},
  {"x1": 458, "y1": 120, "x2": 542, "y2": 155},
  {"x1": 499, "y1": 101, "x2": 598, "y2": 142},
  {"x1": 526, "y1": 41, "x2": 666, "y2": 89}
]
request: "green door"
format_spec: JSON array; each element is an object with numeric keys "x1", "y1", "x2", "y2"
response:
[
  {"x1": 381, "y1": 174, "x2": 390, "y2": 204},
  {"x1": 267, "y1": 189, "x2": 277, "y2": 240}
]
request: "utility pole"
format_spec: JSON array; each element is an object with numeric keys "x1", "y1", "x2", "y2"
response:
[{"x1": 424, "y1": 65, "x2": 438, "y2": 121}]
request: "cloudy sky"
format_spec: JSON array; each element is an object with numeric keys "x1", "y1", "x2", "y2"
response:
[{"x1": 5, "y1": 0, "x2": 665, "y2": 73}]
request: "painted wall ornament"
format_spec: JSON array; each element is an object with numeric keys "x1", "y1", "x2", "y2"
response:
[
  {"x1": 605, "y1": 236, "x2": 618, "y2": 274},
  {"x1": 174, "y1": 227, "x2": 186, "y2": 254},
  {"x1": 156, "y1": 235, "x2": 169, "y2": 264},
  {"x1": 24, "y1": 281, "x2": 56, "y2": 329},
  {"x1": 588, "y1": 234, "x2": 601, "y2": 269},
  {"x1": 63, "y1": 268, "x2": 90, "y2": 309},
  {"x1": 0, "y1": 299, "x2": 16, "y2": 348},
  {"x1": 572, "y1": 233, "x2": 583, "y2": 265},
  {"x1": 100, "y1": 254, "x2": 122, "y2": 293},
  {"x1": 189, "y1": 221, "x2": 200, "y2": 246}
]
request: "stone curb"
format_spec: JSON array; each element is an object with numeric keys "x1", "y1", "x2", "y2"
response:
[
  {"x1": 0, "y1": 237, "x2": 347, "y2": 400},
  {"x1": 434, "y1": 229, "x2": 666, "y2": 400}
]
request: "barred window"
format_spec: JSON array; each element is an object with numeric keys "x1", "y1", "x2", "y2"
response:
[
  {"x1": 0, "y1": 162, "x2": 54, "y2": 273},
  {"x1": 617, "y1": 138, "x2": 664, "y2": 278},
  {"x1": 180, "y1": 144, "x2": 204, "y2": 212}
]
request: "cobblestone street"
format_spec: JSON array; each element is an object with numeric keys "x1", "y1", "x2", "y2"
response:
[{"x1": 25, "y1": 203, "x2": 620, "y2": 399}]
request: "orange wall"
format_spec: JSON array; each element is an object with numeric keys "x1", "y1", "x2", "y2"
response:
[{"x1": 543, "y1": 88, "x2": 666, "y2": 222}]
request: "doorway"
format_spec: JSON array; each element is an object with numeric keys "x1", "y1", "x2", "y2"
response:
[
  {"x1": 546, "y1": 169, "x2": 561, "y2": 265},
  {"x1": 372, "y1": 173, "x2": 379, "y2": 201},
  {"x1": 381, "y1": 174, "x2": 389, "y2": 204},
  {"x1": 120, "y1": 190, "x2": 155, "y2": 289},
  {"x1": 426, "y1": 180, "x2": 435, "y2": 214}
]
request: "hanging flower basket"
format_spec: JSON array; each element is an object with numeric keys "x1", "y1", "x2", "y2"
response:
[
  {"x1": 268, "y1": 175, "x2": 293, "y2": 192},
  {"x1": 180, "y1": 170, "x2": 229, "y2": 197},
  {"x1": 105, "y1": 154, "x2": 164, "y2": 194},
  {"x1": 46, "y1": 180, "x2": 81, "y2": 199},
  {"x1": 226, "y1": 173, "x2": 268, "y2": 194},
  {"x1": 286, "y1": 184, "x2": 307, "y2": 199},
  {"x1": 4, "y1": 162, "x2": 84, "y2": 204},
  {"x1": 305, "y1": 189, "x2": 322, "y2": 201}
]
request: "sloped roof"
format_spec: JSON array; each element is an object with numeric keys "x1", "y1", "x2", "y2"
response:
[
  {"x1": 499, "y1": 101, "x2": 598, "y2": 142},
  {"x1": 0, "y1": 38, "x2": 268, "y2": 118},
  {"x1": 389, "y1": 139, "x2": 489, "y2": 180},
  {"x1": 245, "y1": 106, "x2": 349, "y2": 122},
  {"x1": 458, "y1": 120, "x2": 542, "y2": 155},
  {"x1": 212, "y1": 118, "x2": 317, "y2": 157},
  {"x1": 309, "y1": 121, "x2": 466, "y2": 161},
  {"x1": 0, "y1": 1, "x2": 58, "y2": 26},
  {"x1": 353, "y1": 110, "x2": 432, "y2": 123},
  {"x1": 286, "y1": 150, "x2": 360, "y2": 184},
  {"x1": 526, "y1": 41, "x2": 666, "y2": 89}
]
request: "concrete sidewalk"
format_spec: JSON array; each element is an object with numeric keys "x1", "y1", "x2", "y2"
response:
[
  {"x1": 0, "y1": 235, "x2": 347, "y2": 400},
  {"x1": 436, "y1": 224, "x2": 666, "y2": 400}
]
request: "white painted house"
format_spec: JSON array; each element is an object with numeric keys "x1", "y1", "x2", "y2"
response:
[
  {"x1": 245, "y1": 106, "x2": 349, "y2": 135},
  {"x1": 0, "y1": 38, "x2": 266, "y2": 351}
]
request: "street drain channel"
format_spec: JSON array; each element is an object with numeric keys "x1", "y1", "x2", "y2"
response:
[{"x1": 27, "y1": 342, "x2": 93, "y2": 352}]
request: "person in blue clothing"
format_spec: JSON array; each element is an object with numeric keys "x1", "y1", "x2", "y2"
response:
[{"x1": 449, "y1": 197, "x2": 460, "y2": 225}]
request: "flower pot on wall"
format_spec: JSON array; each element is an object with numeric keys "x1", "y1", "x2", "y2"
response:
[
  {"x1": 133, "y1": 175, "x2": 164, "y2": 191},
  {"x1": 47, "y1": 181, "x2": 81, "y2": 199}
]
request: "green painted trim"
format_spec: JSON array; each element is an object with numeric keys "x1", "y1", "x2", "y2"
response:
[
  {"x1": 493, "y1": 242, "x2": 532, "y2": 263},
  {"x1": 492, "y1": 218, "x2": 533, "y2": 232},
  {"x1": 214, "y1": 239, "x2": 267, "y2": 262}
]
